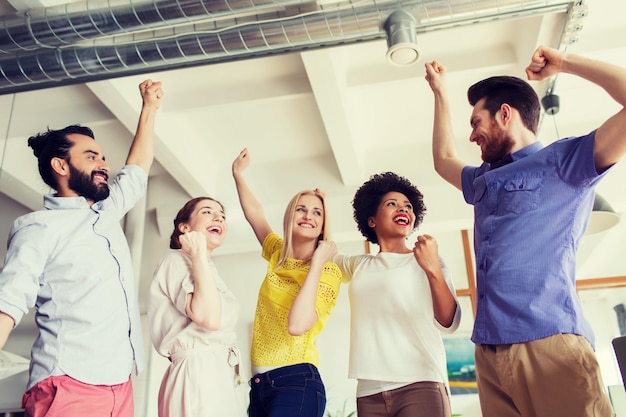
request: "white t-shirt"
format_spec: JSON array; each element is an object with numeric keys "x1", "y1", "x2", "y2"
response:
[{"x1": 334, "y1": 252, "x2": 461, "y2": 397}]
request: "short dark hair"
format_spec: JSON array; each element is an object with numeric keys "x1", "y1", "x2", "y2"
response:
[
  {"x1": 467, "y1": 76, "x2": 540, "y2": 133},
  {"x1": 352, "y1": 172, "x2": 425, "y2": 245},
  {"x1": 27, "y1": 125, "x2": 95, "y2": 190},
  {"x1": 169, "y1": 197, "x2": 224, "y2": 249}
]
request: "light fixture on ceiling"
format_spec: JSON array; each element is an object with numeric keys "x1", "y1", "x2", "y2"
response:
[
  {"x1": 586, "y1": 193, "x2": 621, "y2": 236},
  {"x1": 540, "y1": 91, "x2": 621, "y2": 236},
  {"x1": 384, "y1": 10, "x2": 420, "y2": 67},
  {"x1": 560, "y1": 0, "x2": 588, "y2": 46},
  {"x1": 541, "y1": 93, "x2": 560, "y2": 116}
]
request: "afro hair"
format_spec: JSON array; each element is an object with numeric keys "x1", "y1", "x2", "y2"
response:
[{"x1": 352, "y1": 172, "x2": 425, "y2": 244}]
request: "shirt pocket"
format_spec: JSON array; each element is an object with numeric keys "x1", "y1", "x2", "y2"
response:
[
  {"x1": 502, "y1": 176, "x2": 544, "y2": 214},
  {"x1": 471, "y1": 180, "x2": 487, "y2": 205}
]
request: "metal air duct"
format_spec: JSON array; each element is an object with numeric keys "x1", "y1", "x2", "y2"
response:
[
  {"x1": 0, "y1": 0, "x2": 574, "y2": 95},
  {"x1": 0, "y1": 0, "x2": 310, "y2": 53}
]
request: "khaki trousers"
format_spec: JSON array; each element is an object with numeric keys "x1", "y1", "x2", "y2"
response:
[
  {"x1": 475, "y1": 333, "x2": 614, "y2": 417},
  {"x1": 356, "y1": 381, "x2": 451, "y2": 417}
]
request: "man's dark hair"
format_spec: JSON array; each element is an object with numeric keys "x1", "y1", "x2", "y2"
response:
[
  {"x1": 468, "y1": 76, "x2": 540, "y2": 134},
  {"x1": 352, "y1": 172, "x2": 425, "y2": 245},
  {"x1": 27, "y1": 125, "x2": 95, "y2": 190}
]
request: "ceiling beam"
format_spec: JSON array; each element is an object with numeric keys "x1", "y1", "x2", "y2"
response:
[
  {"x1": 301, "y1": 49, "x2": 364, "y2": 187},
  {"x1": 0, "y1": 96, "x2": 44, "y2": 210},
  {"x1": 0, "y1": 165, "x2": 42, "y2": 210},
  {"x1": 86, "y1": 78, "x2": 216, "y2": 199}
]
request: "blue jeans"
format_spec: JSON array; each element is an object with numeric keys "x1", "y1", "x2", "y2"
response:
[{"x1": 248, "y1": 363, "x2": 326, "y2": 417}]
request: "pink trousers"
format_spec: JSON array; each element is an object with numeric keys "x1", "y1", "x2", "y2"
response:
[{"x1": 22, "y1": 375, "x2": 133, "y2": 417}]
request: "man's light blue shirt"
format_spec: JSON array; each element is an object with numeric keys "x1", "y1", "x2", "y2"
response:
[
  {"x1": 462, "y1": 131, "x2": 610, "y2": 348},
  {"x1": 0, "y1": 164, "x2": 147, "y2": 389}
]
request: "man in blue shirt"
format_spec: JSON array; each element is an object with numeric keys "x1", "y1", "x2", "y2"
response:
[
  {"x1": 0, "y1": 79, "x2": 163, "y2": 417},
  {"x1": 425, "y1": 45, "x2": 626, "y2": 416}
]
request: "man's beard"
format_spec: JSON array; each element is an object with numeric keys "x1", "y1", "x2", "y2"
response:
[
  {"x1": 68, "y1": 163, "x2": 110, "y2": 202},
  {"x1": 481, "y1": 122, "x2": 514, "y2": 163}
]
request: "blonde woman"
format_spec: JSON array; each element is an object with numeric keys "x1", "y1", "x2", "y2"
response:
[{"x1": 232, "y1": 147, "x2": 342, "y2": 417}]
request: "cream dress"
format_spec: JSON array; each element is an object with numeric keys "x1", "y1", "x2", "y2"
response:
[{"x1": 148, "y1": 249, "x2": 244, "y2": 417}]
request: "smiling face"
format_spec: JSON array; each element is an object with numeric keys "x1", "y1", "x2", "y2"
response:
[
  {"x1": 65, "y1": 133, "x2": 110, "y2": 203},
  {"x1": 469, "y1": 98, "x2": 514, "y2": 163},
  {"x1": 291, "y1": 193, "x2": 325, "y2": 241},
  {"x1": 182, "y1": 199, "x2": 228, "y2": 249},
  {"x1": 368, "y1": 191, "x2": 416, "y2": 240}
]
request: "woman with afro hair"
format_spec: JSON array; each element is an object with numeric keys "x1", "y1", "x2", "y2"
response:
[{"x1": 334, "y1": 171, "x2": 461, "y2": 417}]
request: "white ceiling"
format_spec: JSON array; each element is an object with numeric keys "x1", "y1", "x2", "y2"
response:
[{"x1": 1, "y1": 0, "x2": 625, "y2": 261}]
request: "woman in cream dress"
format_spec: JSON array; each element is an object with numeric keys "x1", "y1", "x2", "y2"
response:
[{"x1": 148, "y1": 197, "x2": 244, "y2": 417}]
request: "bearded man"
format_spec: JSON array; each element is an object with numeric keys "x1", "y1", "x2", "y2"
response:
[
  {"x1": 0, "y1": 79, "x2": 163, "y2": 417},
  {"x1": 425, "y1": 46, "x2": 626, "y2": 416}
]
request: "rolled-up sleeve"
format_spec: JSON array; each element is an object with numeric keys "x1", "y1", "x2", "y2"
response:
[{"x1": 0, "y1": 221, "x2": 47, "y2": 325}]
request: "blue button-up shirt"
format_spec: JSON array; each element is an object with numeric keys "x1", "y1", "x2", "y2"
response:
[
  {"x1": 462, "y1": 131, "x2": 610, "y2": 347},
  {"x1": 0, "y1": 164, "x2": 147, "y2": 389}
]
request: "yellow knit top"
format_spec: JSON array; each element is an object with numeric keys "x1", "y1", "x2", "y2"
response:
[{"x1": 250, "y1": 233, "x2": 342, "y2": 367}]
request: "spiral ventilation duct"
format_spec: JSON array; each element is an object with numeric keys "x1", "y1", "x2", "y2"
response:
[{"x1": 0, "y1": 0, "x2": 573, "y2": 95}]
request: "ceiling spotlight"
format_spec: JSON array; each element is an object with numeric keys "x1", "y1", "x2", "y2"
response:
[
  {"x1": 541, "y1": 93, "x2": 560, "y2": 115},
  {"x1": 384, "y1": 10, "x2": 420, "y2": 67}
]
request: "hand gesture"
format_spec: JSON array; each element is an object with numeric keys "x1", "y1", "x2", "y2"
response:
[
  {"x1": 179, "y1": 230, "x2": 208, "y2": 258},
  {"x1": 525, "y1": 46, "x2": 565, "y2": 81},
  {"x1": 311, "y1": 240, "x2": 338, "y2": 266},
  {"x1": 139, "y1": 79, "x2": 164, "y2": 109},
  {"x1": 233, "y1": 147, "x2": 250, "y2": 177},
  {"x1": 412, "y1": 234, "x2": 440, "y2": 275},
  {"x1": 425, "y1": 61, "x2": 448, "y2": 94}
]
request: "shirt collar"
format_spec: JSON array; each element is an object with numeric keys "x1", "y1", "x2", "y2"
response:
[
  {"x1": 489, "y1": 141, "x2": 543, "y2": 170},
  {"x1": 512, "y1": 141, "x2": 543, "y2": 161},
  {"x1": 43, "y1": 194, "x2": 91, "y2": 210}
]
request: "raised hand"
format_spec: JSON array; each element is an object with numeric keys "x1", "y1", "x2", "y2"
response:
[
  {"x1": 139, "y1": 79, "x2": 164, "y2": 109},
  {"x1": 425, "y1": 60, "x2": 448, "y2": 94},
  {"x1": 525, "y1": 46, "x2": 565, "y2": 81},
  {"x1": 311, "y1": 240, "x2": 338, "y2": 266},
  {"x1": 232, "y1": 147, "x2": 251, "y2": 177},
  {"x1": 179, "y1": 230, "x2": 208, "y2": 258},
  {"x1": 412, "y1": 234, "x2": 440, "y2": 275}
]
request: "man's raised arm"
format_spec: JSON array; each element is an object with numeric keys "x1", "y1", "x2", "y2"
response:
[
  {"x1": 526, "y1": 46, "x2": 626, "y2": 173},
  {"x1": 126, "y1": 79, "x2": 164, "y2": 174},
  {"x1": 425, "y1": 61, "x2": 465, "y2": 190}
]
